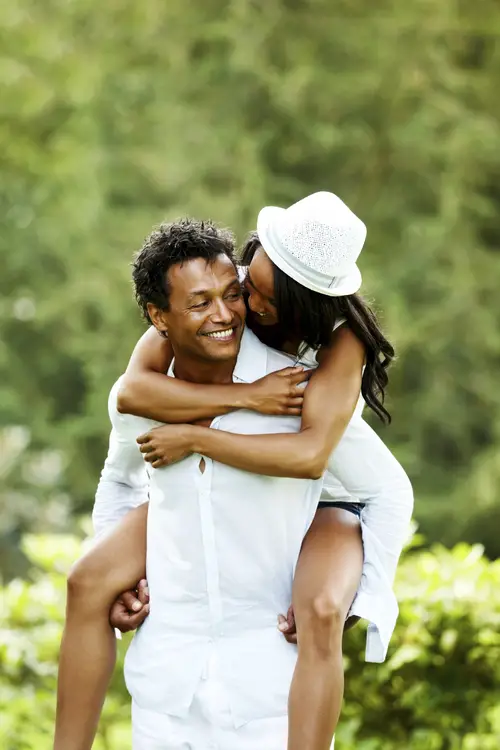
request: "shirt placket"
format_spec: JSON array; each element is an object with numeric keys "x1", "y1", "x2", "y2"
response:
[{"x1": 194, "y1": 445, "x2": 223, "y2": 641}]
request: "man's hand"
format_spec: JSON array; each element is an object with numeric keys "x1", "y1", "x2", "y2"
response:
[
  {"x1": 277, "y1": 605, "x2": 360, "y2": 644},
  {"x1": 137, "y1": 424, "x2": 194, "y2": 469},
  {"x1": 277, "y1": 605, "x2": 297, "y2": 644},
  {"x1": 110, "y1": 579, "x2": 150, "y2": 633}
]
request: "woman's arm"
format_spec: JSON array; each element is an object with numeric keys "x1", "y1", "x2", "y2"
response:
[
  {"x1": 117, "y1": 326, "x2": 307, "y2": 423},
  {"x1": 139, "y1": 326, "x2": 365, "y2": 479}
]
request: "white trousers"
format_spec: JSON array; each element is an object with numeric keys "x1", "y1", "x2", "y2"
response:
[
  {"x1": 132, "y1": 683, "x2": 287, "y2": 750},
  {"x1": 131, "y1": 647, "x2": 289, "y2": 750},
  {"x1": 131, "y1": 651, "x2": 335, "y2": 749}
]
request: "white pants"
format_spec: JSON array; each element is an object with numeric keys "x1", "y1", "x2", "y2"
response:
[
  {"x1": 131, "y1": 649, "x2": 288, "y2": 750},
  {"x1": 132, "y1": 685, "x2": 287, "y2": 750},
  {"x1": 131, "y1": 651, "x2": 335, "y2": 749}
]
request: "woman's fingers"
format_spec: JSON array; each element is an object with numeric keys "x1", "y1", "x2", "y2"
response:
[
  {"x1": 289, "y1": 368, "x2": 311, "y2": 385},
  {"x1": 151, "y1": 458, "x2": 167, "y2": 469}
]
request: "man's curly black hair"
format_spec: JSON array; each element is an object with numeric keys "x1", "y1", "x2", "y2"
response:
[{"x1": 132, "y1": 218, "x2": 236, "y2": 323}]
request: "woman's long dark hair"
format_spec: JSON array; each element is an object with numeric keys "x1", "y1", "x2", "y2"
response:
[{"x1": 241, "y1": 232, "x2": 395, "y2": 424}]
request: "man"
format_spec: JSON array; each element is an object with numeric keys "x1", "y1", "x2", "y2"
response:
[
  {"x1": 80, "y1": 215, "x2": 413, "y2": 750},
  {"x1": 95, "y1": 219, "x2": 326, "y2": 748}
]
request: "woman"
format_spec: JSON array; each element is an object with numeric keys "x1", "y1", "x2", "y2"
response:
[{"x1": 55, "y1": 192, "x2": 413, "y2": 750}]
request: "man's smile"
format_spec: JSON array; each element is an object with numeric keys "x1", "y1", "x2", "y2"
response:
[{"x1": 203, "y1": 327, "x2": 238, "y2": 342}]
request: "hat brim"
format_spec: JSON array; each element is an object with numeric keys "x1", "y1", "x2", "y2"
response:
[{"x1": 257, "y1": 205, "x2": 362, "y2": 297}]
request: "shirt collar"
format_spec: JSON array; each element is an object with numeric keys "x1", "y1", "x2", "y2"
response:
[{"x1": 167, "y1": 326, "x2": 268, "y2": 384}]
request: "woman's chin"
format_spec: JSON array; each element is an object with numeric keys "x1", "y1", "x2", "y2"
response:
[{"x1": 247, "y1": 311, "x2": 277, "y2": 328}]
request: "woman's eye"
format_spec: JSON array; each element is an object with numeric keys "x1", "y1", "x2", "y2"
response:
[{"x1": 225, "y1": 291, "x2": 242, "y2": 301}]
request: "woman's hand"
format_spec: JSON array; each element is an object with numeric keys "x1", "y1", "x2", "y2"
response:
[
  {"x1": 137, "y1": 424, "x2": 195, "y2": 469},
  {"x1": 249, "y1": 366, "x2": 311, "y2": 417}
]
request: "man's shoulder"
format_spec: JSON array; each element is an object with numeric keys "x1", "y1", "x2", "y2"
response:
[
  {"x1": 263, "y1": 345, "x2": 301, "y2": 375},
  {"x1": 239, "y1": 327, "x2": 312, "y2": 380}
]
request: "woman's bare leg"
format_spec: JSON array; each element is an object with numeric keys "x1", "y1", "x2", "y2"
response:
[
  {"x1": 54, "y1": 502, "x2": 148, "y2": 750},
  {"x1": 287, "y1": 507, "x2": 363, "y2": 750}
]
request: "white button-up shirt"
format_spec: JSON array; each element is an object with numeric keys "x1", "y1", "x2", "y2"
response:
[
  {"x1": 103, "y1": 329, "x2": 322, "y2": 726},
  {"x1": 94, "y1": 328, "x2": 413, "y2": 710}
]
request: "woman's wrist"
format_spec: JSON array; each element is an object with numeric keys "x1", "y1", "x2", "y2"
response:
[
  {"x1": 229, "y1": 383, "x2": 258, "y2": 412},
  {"x1": 237, "y1": 382, "x2": 262, "y2": 412},
  {"x1": 187, "y1": 424, "x2": 210, "y2": 456}
]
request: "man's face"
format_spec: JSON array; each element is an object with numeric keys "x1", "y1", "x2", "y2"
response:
[{"x1": 150, "y1": 254, "x2": 246, "y2": 363}]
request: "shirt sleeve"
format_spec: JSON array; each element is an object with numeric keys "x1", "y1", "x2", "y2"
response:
[
  {"x1": 322, "y1": 416, "x2": 414, "y2": 583},
  {"x1": 92, "y1": 378, "x2": 150, "y2": 539}
]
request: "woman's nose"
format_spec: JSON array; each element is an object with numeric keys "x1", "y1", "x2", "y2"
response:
[{"x1": 246, "y1": 289, "x2": 266, "y2": 316}]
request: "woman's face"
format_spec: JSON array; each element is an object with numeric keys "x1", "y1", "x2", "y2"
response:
[{"x1": 245, "y1": 247, "x2": 279, "y2": 326}]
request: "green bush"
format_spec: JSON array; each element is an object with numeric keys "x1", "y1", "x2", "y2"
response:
[
  {"x1": 341, "y1": 542, "x2": 500, "y2": 749},
  {"x1": 1, "y1": 535, "x2": 499, "y2": 749},
  {"x1": 0, "y1": 535, "x2": 131, "y2": 750}
]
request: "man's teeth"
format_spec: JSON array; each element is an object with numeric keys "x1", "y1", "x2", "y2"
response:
[{"x1": 206, "y1": 329, "x2": 233, "y2": 339}]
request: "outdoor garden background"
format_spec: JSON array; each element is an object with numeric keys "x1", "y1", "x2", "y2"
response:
[{"x1": 1, "y1": 2, "x2": 500, "y2": 748}]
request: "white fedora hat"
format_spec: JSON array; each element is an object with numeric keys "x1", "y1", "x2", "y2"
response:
[{"x1": 257, "y1": 191, "x2": 366, "y2": 296}]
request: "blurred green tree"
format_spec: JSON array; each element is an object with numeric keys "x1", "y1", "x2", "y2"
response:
[{"x1": 0, "y1": 0, "x2": 499, "y2": 568}]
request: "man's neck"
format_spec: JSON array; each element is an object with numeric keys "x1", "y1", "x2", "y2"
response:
[{"x1": 172, "y1": 353, "x2": 237, "y2": 385}]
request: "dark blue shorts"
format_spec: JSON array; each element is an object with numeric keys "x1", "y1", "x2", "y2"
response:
[{"x1": 317, "y1": 501, "x2": 364, "y2": 518}]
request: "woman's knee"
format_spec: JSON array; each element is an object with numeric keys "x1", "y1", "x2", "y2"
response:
[
  {"x1": 67, "y1": 505, "x2": 148, "y2": 608},
  {"x1": 298, "y1": 589, "x2": 357, "y2": 658},
  {"x1": 293, "y1": 508, "x2": 363, "y2": 654},
  {"x1": 310, "y1": 591, "x2": 347, "y2": 628},
  {"x1": 66, "y1": 545, "x2": 118, "y2": 610},
  {"x1": 299, "y1": 590, "x2": 349, "y2": 648}
]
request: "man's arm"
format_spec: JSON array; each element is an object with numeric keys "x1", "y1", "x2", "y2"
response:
[{"x1": 92, "y1": 378, "x2": 150, "y2": 539}]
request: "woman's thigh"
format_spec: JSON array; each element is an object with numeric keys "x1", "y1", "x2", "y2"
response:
[
  {"x1": 70, "y1": 502, "x2": 149, "y2": 605},
  {"x1": 293, "y1": 507, "x2": 363, "y2": 623}
]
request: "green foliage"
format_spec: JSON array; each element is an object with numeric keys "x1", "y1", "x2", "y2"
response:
[
  {"x1": 2, "y1": 2, "x2": 498, "y2": 745},
  {"x1": 340, "y1": 542, "x2": 500, "y2": 749},
  {"x1": 1, "y1": 0, "x2": 500, "y2": 564},
  {"x1": 0, "y1": 534, "x2": 132, "y2": 750},
  {"x1": 2, "y1": 535, "x2": 500, "y2": 749},
  {"x1": 1, "y1": 4, "x2": 499, "y2": 553}
]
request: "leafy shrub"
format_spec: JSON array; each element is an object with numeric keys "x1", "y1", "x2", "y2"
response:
[{"x1": 1, "y1": 536, "x2": 499, "y2": 749}]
